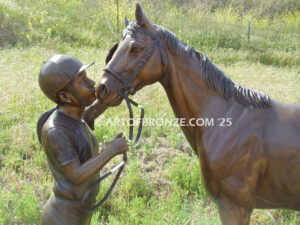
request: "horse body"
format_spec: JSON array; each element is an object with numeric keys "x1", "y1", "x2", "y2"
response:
[
  {"x1": 160, "y1": 50, "x2": 264, "y2": 213},
  {"x1": 89, "y1": 4, "x2": 300, "y2": 224},
  {"x1": 160, "y1": 46, "x2": 300, "y2": 211},
  {"x1": 256, "y1": 102, "x2": 300, "y2": 210}
]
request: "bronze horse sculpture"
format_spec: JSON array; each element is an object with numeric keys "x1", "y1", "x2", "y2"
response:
[{"x1": 85, "y1": 4, "x2": 300, "y2": 224}]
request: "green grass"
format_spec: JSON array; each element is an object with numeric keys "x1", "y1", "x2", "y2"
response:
[{"x1": 0, "y1": 0, "x2": 300, "y2": 224}]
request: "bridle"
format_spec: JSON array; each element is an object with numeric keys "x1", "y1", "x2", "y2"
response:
[
  {"x1": 102, "y1": 38, "x2": 159, "y2": 142},
  {"x1": 104, "y1": 38, "x2": 159, "y2": 101},
  {"x1": 83, "y1": 31, "x2": 164, "y2": 212}
]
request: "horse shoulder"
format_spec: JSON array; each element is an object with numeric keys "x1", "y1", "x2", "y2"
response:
[{"x1": 200, "y1": 108, "x2": 269, "y2": 201}]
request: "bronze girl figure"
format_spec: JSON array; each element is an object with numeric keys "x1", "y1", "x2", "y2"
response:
[{"x1": 37, "y1": 54, "x2": 128, "y2": 225}]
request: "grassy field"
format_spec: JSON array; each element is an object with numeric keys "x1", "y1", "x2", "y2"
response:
[{"x1": 0, "y1": 0, "x2": 300, "y2": 224}]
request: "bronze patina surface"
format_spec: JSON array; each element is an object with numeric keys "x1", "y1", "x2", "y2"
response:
[
  {"x1": 37, "y1": 54, "x2": 128, "y2": 225},
  {"x1": 85, "y1": 4, "x2": 300, "y2": 225}
]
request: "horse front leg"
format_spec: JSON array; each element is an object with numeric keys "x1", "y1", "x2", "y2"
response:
[
  {"x1": 217, "y1": 194, "x2": 252, "y2": 225},
  {"x1": 83, "y1": 99, "x2": 108, "y2": 130}
]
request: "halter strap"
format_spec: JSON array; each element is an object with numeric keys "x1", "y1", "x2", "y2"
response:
[
  {"x1": 102, "y1": 39, "x2": 159, "y2": 96},
  {"x1": 103, "y1": 68, "x2": 126, "y2": 84},
  {"x1": 122, "y1": 39, "x2": 159, "y2": 90}
]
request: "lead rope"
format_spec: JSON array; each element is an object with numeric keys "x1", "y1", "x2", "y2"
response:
[
  {"x1": 82, "y1": 96, "x2": 144, "y2": 213},
  {"x1": 82, "y1": 152, "x2": 127, "y2": 213},
  {"x1": 124, "y1": 96, "x2": 144, "y2": 145}
]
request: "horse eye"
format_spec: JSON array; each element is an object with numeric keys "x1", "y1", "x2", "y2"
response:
[{"x1": 131, "y1": 46, "x2": 141, "y2": 53}]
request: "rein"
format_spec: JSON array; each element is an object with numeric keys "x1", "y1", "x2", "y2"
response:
[
  {"x1": 82, "y1": 152, "x2": 127, "y2": 213},
  {"x1": 83, "y1": 34, "x2": 160, "y2": 212}
]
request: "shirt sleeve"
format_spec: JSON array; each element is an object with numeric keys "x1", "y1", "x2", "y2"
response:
[{"x1": 45, "y1": 127, "x2": 78, "y2": 167}]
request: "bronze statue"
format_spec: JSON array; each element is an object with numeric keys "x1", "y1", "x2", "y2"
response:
[
  {"x1": 37, "y1": 54, "x2": 129, "y2": 225},
  {"x1": 85, "y1": 4, "x2": 300, "y2": 225}
]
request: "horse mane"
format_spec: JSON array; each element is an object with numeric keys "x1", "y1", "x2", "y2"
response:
[
  {"x1": 125, "y1": 21, "x2": 271, "y2": 109},
  {"x1": 200, "y1": 55, "x2": 271, "y2": 108}
]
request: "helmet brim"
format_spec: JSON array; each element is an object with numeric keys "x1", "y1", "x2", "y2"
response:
[{"x1": 77, "y1": 61, "x2": 95, "y2": 76}]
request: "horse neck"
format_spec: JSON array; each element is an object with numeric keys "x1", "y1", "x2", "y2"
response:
[{"x1": 159, "y1": 48, "x2": 229, "y2": 151}]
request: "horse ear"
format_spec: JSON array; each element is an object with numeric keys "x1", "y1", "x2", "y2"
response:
[
  {"x1": 125, "y1": 16, "x2": 129, "y2": 27},
  {"x1": 135, "y1": 3, "x2": 157, "y2": 34}
]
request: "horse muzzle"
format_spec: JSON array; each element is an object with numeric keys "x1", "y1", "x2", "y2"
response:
[
  {"x1": 96, "y1": 83, "x2": 109, "y2": 100},
  {"x1": 96, "y1": 81, "x2": 124, "y2": 106}
]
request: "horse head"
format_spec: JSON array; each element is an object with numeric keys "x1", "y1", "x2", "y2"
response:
[{"x1": 96, "y1": 4, "x2": 167, "y2": 106}]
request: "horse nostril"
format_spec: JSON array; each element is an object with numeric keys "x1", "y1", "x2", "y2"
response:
[{"x1": 97, "y1": 84, "x2": 109, "y2": 99}]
